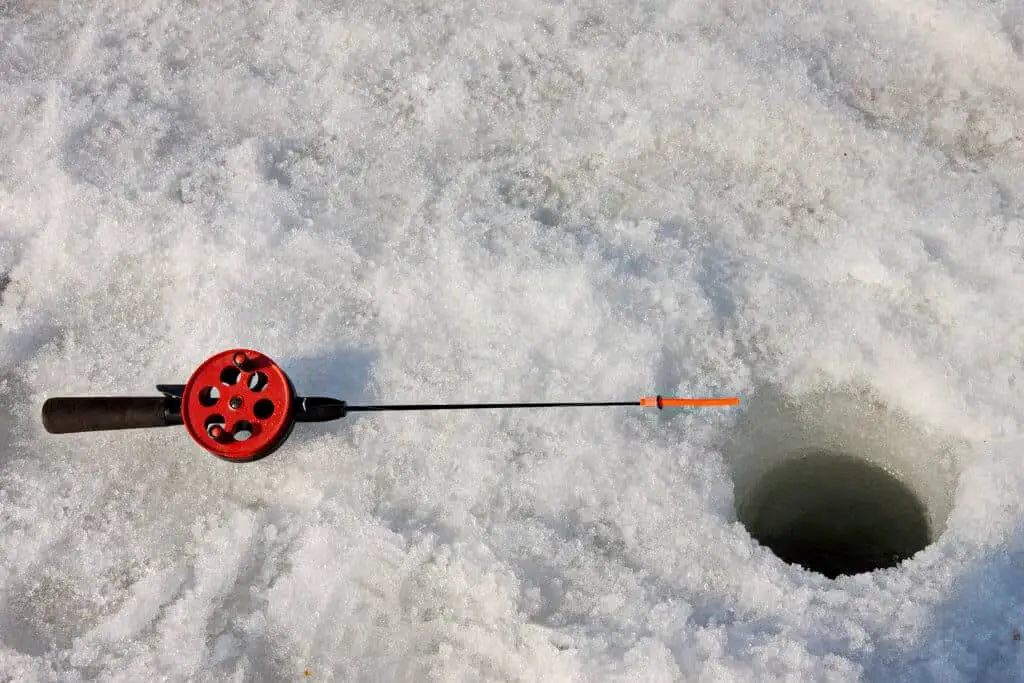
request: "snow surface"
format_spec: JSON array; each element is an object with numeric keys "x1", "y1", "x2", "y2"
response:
[{"x1": 2, "y1": 0, "x2": 1024, "y2": 680}]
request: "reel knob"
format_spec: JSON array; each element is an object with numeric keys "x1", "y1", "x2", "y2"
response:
[{"x1": 181, "y1": 349, "x2": 296, "y2": 461}]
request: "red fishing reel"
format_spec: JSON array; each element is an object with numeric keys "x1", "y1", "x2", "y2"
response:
[
  {"x1": 180, "y1": 349, "x2": 297, "y2": 461},
  {"x1": 41, "y1": 348, "x2": 326, "y2": 463}
]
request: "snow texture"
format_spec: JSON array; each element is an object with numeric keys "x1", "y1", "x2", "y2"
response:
[{"x1": 1, "y1": 0, "x2": 1024, "y2": 680}]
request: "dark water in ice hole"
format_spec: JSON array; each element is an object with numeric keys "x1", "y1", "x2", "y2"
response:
[{"x1": 737, "y1": 451, "x2": 931, "y2": 578}]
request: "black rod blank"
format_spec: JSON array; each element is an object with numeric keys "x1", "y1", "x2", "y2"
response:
[{"x1": 346, "y1": 401, "x2": 639, "y2": 411}]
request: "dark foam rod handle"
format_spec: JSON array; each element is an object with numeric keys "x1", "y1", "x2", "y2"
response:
[{"x1": 42, "y1": 397, "x2": 174, "y2": 434}]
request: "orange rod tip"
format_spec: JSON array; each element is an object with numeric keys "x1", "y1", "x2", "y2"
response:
[{"x1": 640, "y1": 395, "x2": 741, "y2": 409}]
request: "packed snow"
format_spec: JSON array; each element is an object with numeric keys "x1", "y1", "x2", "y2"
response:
[{"x1": 2, "y1": 0, "x2": 1024, "y2": 680}]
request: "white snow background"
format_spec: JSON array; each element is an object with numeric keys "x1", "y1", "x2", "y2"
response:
[{"x1": 2, "y1": 0, "x2": 1024, "y2": 680}]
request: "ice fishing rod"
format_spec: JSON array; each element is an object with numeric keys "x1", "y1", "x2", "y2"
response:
[{"x1": 41, "y1": 349, "x2": 741, "y2": 462}]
